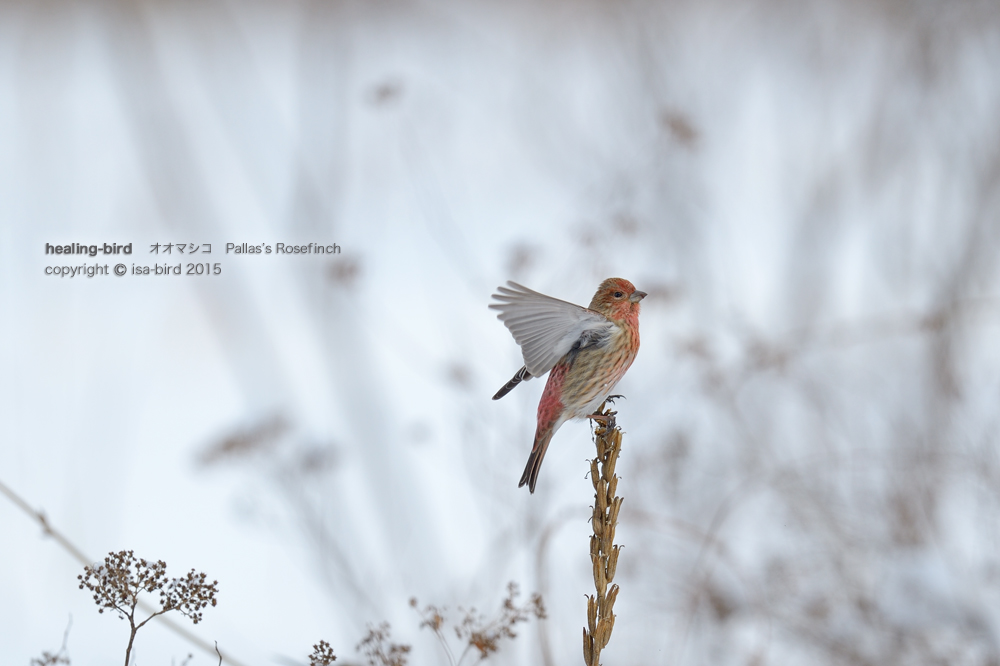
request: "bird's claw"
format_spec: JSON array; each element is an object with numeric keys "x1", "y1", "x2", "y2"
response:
[{"x1": 605, "y1": 394, "x2": 626, "y2": 404}]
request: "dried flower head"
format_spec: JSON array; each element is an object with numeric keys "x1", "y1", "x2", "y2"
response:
[
  {"x1": 78, "y1": 550, "x2": 218, "y2": 624},
  {"x1": 77, "y1": 550, "x2": 218, "y2": 666},
  {"x1": 412, "y1": 582, "x2": 546, "y2": 664},
  {"x1": 30, "y1": 651, "x2": 70, "y2": 666},
  {"x1": 457, "y1": 583, "x2": 546, "y2": 660},
  {"x1": 309, "y1": 640, "x2": 337, "y2": 665},
  {"x1": 198, "y1": 416, "x2": 288, "y2": 465},
  {"x1": 357, "y1": 623, "x2": 411, "y2": 666}
]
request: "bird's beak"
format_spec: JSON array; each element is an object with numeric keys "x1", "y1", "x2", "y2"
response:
[{"x1": 630, "y1": 290, "x2": 647, "y2": 303}]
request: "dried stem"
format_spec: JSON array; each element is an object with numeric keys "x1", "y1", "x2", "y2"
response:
[{"x1": 583, "y1": 404, "x2": 623, "y2": 666}]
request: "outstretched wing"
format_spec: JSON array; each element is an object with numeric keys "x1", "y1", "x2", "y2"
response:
[{"x1": 490, "y1": 281, "x2": 614, "y2": 377}]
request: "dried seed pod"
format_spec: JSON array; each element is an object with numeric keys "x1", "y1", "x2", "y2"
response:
[
  {"x1": 593, "y1": 555, "x2": 606, "y2": 592},
  {"x1": 601, "y1": 614, "x2": 616, "y2": 648},
  {"x1": 604, "y1": 584, "x2": 620, "y2": 617},
  {"x1": 607, "y1": 546, "x2": 621, "y2": 581},
  {"x1": 603, "y1": 536, "x2": 615, "y2": 559},
  {"x1": 597, "y1": 618, "x2": 612, "y2": 648},
  {"x1": 604, "y1": 451, "x2": 617, "y2": 481},
  {"x1": 609, "y1": 497, "x2": 623, "y2": 527}
]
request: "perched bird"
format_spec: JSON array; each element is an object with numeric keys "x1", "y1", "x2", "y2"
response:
[{"x1": 490, "y1": 278, "x2": 646, "y2": 492}]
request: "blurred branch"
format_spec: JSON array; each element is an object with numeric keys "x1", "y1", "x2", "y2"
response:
[
  {"x1": 199, "y1": 416, "x2": 380, "y2": 618},
  {"x1": 535, "y1": 506, "x2": 580, "y2": 666}
]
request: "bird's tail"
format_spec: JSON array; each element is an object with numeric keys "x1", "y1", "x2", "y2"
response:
[
  {"x1": 518, "y1": 425, "x2": 555, "y2": 493},
  {"x1": 493, "y1": 366, "x2": 532, "y2": 400}
]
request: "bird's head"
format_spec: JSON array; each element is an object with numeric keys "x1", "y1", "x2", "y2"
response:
[{"x1": 588, "y1": 277, "x2": 646, "y2": 322}]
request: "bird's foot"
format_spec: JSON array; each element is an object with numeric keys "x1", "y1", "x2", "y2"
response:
[{"x1": 605, "y1": 394, "x2": 626, "y2": 404}]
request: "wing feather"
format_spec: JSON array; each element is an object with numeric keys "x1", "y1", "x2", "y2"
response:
[{"x1": 490, "y1": 281, "x2": 614, "y2": 376}]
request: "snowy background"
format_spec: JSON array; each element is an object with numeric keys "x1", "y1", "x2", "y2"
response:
[{"x1": 3, "y1": 0, "x2": 1000, "y2": 664}]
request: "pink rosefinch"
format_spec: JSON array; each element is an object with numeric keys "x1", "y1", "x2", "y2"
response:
[{"x1": 490, "y1": 278, "x2": 646, "y2": 492}]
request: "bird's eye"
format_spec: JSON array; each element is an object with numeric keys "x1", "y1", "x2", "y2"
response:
[{"x1": 613, "y1": 291, "x2": 624, "y2": 299}]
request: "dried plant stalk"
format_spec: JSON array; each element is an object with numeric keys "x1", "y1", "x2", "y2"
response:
[{"x1": 583, "y1": 404, "x2": 623, "y2": 666}]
